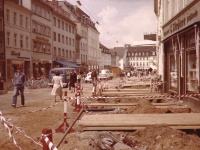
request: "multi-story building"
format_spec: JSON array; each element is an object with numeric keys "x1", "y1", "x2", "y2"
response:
[
  {"x1": 31, "y1": 0, "x2": 52, "y2": 79},
  {"x1": 110, "y1": 47, "x2": 126, "y2": 71},
  {"x1": 50, "y1": 1, "x2": 77, "y2": 69},
  {"x1": 0, "y1": 0, "x2": 5, "y2": 81},
  {"x1": 87, "y1": 22, "x2": 100, "y2": 71},
  {"x1": 4, "y1": 0, "x2": 32, "y2": 81},
  {"x1": 126, "y1": 43, "x2": 157, "y2": 72},
  {"x1": 154, "y1": 0, "x2": 200, "y2": 106},
  {"x1": 63, "y1": 2, "x2": 89, "y2": 72},
  {"x1": 99, "y1": 43, "x2": 111, "y2": 70}
]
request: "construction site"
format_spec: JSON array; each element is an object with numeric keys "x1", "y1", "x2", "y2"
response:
[{"x1": 0, "y1": 76, "x2": 200, "y2": 150}]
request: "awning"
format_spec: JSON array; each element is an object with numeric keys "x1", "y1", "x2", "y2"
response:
[{"x1": 54, "y1": 60, "x2": 80, "y2": 68}]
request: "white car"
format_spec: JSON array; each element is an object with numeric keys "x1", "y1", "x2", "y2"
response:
[
  {"x1": 98, "y1": 69, "x2": 114, "y2": 80},
  {"x1": 84, "y1": 72, "x2": 92, "y2": 83}
]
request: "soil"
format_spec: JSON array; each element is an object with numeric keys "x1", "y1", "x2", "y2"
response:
[{"x1": 1, "y1": 78, "x2": 200, "y2": 150}]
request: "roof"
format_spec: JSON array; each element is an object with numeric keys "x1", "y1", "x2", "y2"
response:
[{"x1": 110, "y1": 47, "x2": 126, "y2": 59}]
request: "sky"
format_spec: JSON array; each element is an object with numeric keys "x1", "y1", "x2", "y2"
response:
[{"x1": 67, "y1": 0, "x2": 157, "y2": 48}]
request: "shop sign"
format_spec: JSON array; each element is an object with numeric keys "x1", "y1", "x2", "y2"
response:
[
  {"x1": 35, "y1": 36, "x2": 49, "y2": 42},
  {"x1": 163, "y1": 8, "x2": 199, "y2": 39},
  {"x1": 11, "y1": 51, "x2": 20, "y2": 57}
]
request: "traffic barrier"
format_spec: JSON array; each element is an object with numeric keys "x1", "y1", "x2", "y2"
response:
[
  {"x1": 66, "y1": 93, "x2": 200, "y2": 101},
  {"x1": 1, "y1": 111, "x2": 42, "y2": 149},
  {"x1": 73, "y1": 82, "x2": 82, "y2": 112},
  {"x1": 56, "y1": 91, "x2": 74, "y2": 133},
  {"x1": 42, "y1": 128, "x2": 58, "y2": 150}
]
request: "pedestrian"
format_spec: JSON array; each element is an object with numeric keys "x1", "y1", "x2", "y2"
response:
[
  {"x1": 69, "y1": 69, "x2": 77, "y2": 93},
  {"x1": 149, "y1": 69, "x2": 159, "y2": 92},
  {"x1": 77, "y1": 71, "x2": 81, "y2": 83},
  {"x1": 91, "y1": 69, "x2": 98, "y2": 96},
  {"x1": 12, "y1": 66, "x2": 26, "y2": 107},
  {"x1": 51, "y1": 71, "x2": 63, "y2": 102}
]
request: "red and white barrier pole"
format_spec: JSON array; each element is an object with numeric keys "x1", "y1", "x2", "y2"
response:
[
  {"x1": 73, "y1": 82, "x2": 82, "y2": 112},
  {"x1": 55, "y1": 91, "x2": 73, "y2": 133},
  {"x1": 42, "y1": 128, "x2": 53, "y2": 150}
]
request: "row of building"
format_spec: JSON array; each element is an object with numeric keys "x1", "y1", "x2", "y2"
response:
[
  {"x1": 0, "y1": 0, "x2": 157, "y2": 82},
  {"x1": 154, "y1": 0, "x2": 200, "y2": 106}
]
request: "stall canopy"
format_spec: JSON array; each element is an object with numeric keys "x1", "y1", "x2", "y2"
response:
[{"x1": 54, "y1": 60, "x2": 80, "y2": 68}]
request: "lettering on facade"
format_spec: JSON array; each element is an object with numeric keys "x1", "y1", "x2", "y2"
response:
[
  {"x1": 187, "y1": 10, "x2": 198, "y2": 23},
  {"x1": 35, "y1": 36, "x2": 49, "y2": 42},
  {"x1": 164, "y1": 10, "x2": 198, "y2": 37},
  {"x1": 11, "y1": 51, "x2": 20, "y2": 57}
]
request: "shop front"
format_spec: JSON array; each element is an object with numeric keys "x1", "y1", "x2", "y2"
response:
[{"x1": 163, "y1": 3, "x2": 200, "y2": 103}]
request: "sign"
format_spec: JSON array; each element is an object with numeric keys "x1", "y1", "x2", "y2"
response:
[{"x1": 163, "y1": 1, "x2": 200, "y2": 39}]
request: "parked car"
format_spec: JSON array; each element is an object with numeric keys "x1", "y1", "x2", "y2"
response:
[
  {"x1": 84, "y1": 72, "x2": 92, "y2": 83},
  {"x1": 98, "y1": 69, "x2": 114, "y2": 80},
  {"x1": 48, "y1": 67, "x2": 74, "y2": 88}
]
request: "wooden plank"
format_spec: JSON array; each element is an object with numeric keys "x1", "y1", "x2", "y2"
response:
[
  {"x1": 81, "y1": 126, "x2": 200, "y2": 131},
  {"x1": 104, "y1": 89, "x2": 150, "y2": 92},
  {"x1": 79, "y1": 113, "x2": 200, "y2": 127},
  {"x1": 87, "y1": 103, "x2": 179, "y2": 106}
]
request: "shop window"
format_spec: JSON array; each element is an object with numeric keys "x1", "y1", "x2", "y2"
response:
[
  {"x1": 186, "y1": 50, "x2": 199, "y2": 93},
  {"x1": 169, "y1": 54, "x2": 177, "y2": 91}
]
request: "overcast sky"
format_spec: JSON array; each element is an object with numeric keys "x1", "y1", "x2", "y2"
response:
[{"x1": 67, "y1": 0, "x2": 157, "y2": 48}]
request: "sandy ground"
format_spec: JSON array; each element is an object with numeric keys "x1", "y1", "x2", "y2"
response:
[{"x1": 1, "y1": 77, "x2": 200, "y2": 150}]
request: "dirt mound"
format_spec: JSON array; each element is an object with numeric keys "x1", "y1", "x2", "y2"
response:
[{"x1": 126, "y1": 125, "x2": 200, "y2": 150}]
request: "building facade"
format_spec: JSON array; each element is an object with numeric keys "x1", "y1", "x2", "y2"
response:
[
  {"x1": 155, "y1": 0, "x2": 200, "y2": 104},
  {"x1": 0, "y1": 0, "x2": 5, "y2": 81},
  {"x1": 126, "y1": 45, "x2": 157, "y2": 72},
  {"x1": 4, "y1": 0, "x2": 32, "y2": 81},
  {"x1": 99, "y1": 43, "x2": 111, "y2": 70},
  {"x1": 51, "y1": 1, "x2": 77, "y2": 69}
]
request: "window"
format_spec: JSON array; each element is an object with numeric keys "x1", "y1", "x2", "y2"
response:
[
  {"x1": 20, "y1": 14, "x2": 23, "y2": 27},
  {"x1": 0, "y1": 41, "x2": 3, "y2": 52},
  {"x1": 58, "y1": 34, "x2": 60, "y2": 42},
  {"x1": 69, "y1": 51, "x2": 71, "y2": 58},
  {"x1": 62, "y1": 21, "x2": 64, "y2": 30},
  {"x1": 0, "y1": 18, "x2": 3, "y2": 31},
  {"x1": 186, "y1": 50, "x2": 199, "y2": 93},
  {"x1": 53, "y1": 17, "x2": 56, "y2": 26},
  {"x1": 20, "y1": 35, "x2": 23, "y2": 48},
  {"x1": 72, "y1": 39, "x2": 74, "y2": 46},
  {"x1": 54, "y1": 47, "x2": 57, "y2": 56},
  {"x1": 69, "y1": 25, "x2": 71, "y2": 33},
  {"x1": 58, "y1": 19, "x2": 60, "y2": 28},
  {"x1": 72, "y1": 27, "x2": 75, "y2": 34},
  {"x1": 26, "y1": 36, "x2": 29, "y2": 49},
  {"x1": 66, "y1": 50, "x2": 68, "y2": 57},
  {"x1": 25, "y1": 17, "x2": 28, "y2": 29},
  {"x1": 6, "y1": 9, "x2": 10, "y2": 23},
  {"x1": 14, "y1": 34, "x2": 17, "y2": 47},
  {"x1": 62, "y1": 49, "x2": 64, "y2": 57},
  {"x1": 13, "y1": 12, "x2": 17, "y2": 25},
  {"x1": 53, "y1": 32, "x2": 56, "y2": 41},
  {"x1": 62, "y1": 35, "x2": 64, "y2": 44},
  {"x1": 58, "y1": 48, "x2": 61, "y2": 56},
  {"x1": 66, "y1": 37, "x2": 68, "y2": 45},
  {"x1": 169, "y1": 54, "x2": 177, "y2": 91},
  {"x1": 6, "y1": 32, "x2": 10, "y2": 46},
  {"x1": 65, "y1": 23, "x2": 68, "y2": 31},
  {"x1": 69, "y1": 38, "x2": 71, "y2": 46}
]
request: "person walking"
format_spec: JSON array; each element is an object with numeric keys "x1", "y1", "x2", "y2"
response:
[
  {"x1": 51, "y1": 71, "x2": 63, "y2": 102},
  {"x1": 91, "y1": 69, "x2": 98, "y2": 96},
  {"x1": 12, "y1": 66, "x2": 26, "y2": 107},
  {"x1": 77, "y1": 71, "x2": 81, "y2": 83},
  {"x1": 69, "y1": 69, "x2": 77, "y2": 93}
]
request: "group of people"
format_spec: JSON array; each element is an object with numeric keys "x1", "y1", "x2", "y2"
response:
[{"x1": 11, "y1": 66, "x2": 83, "y2": 107}]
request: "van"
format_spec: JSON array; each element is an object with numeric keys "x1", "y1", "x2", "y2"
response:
[{"x1": 48, "y1": 67, "x2": 74, "y2": 88}]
